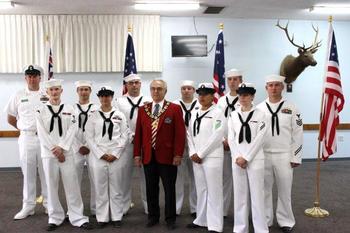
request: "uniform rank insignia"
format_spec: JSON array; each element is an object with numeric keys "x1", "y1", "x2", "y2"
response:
[
  {"x1": 21, "y1": 99, "x2": 29, "y2": 102},
  {"x1": 260, "y1": 122, "x2": 266, "y2": 131},
  {"x1": 281, "y1": 108, "x2": 292, "y2": 114},
  {"x1": 72, "y1": 115, "x2": 76, "y2": 123},
  {"x1": 215, "y1": 120, "x2": 221, "y2": 129},
  {"x1": 296, "y1": 114, "x2": 303, "y2": 126},
  {"x1": 40, "y1": 95, "x2": 49, "y2": 102},
  {"x1": 112, "y1": 116, "x2": 122, "y2": 120},
  {"x1": 165, "y1": 117, "x2": 172, "y2": 124}
]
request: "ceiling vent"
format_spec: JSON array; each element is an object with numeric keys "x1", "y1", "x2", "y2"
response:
[{"x1": 203, "y1": 6, "x2": 225, "y2": 14}]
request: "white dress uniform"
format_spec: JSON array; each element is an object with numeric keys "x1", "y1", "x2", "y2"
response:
[
  {"x1": 4, "y1": 87, "x2": 48, "y2": 215},
  {"x1": 173, "y1": 98, "x2": 199, "y2": 215},
  {"x1": 115, "y1": 94, "x2": 152, "y2": 214},
  {"x1": 217, "y1": 92, "x2": 240, "y2": 216},
  {"x1": 187, "y1": 104, "x2": 226, "y2": 232},
  {"x1": 72, "y1": 102, "x2": 99, "y2": 215},
  {"x1": 227, "y1": 106, "x2": 269, "y2": 233},
  {"x1": 257, "y1": 98, "x2": 303, "y2": 228},
  {"x1": 36, "y1": 103, "x2": 89, "y2": 227},
  {"x1": 85, "y1": 107, "x2": 128, "y2": 223}
]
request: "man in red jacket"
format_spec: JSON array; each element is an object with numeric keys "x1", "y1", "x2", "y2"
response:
[{"x1": 134, "y1": 79, "x2": 186, "y2": 230}]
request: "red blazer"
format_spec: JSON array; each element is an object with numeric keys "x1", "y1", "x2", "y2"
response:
[{"x1": 134, "y1": 100, "x2": 186, "y2": 165}]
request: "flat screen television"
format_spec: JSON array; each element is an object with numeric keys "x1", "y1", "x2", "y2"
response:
[{"x1": 171, "y1": 35, "x2": 207, "y2": 57}]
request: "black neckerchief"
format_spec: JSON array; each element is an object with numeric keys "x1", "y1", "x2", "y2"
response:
[
  {"x1": 127, "y1": 96, "x2": 143, "y2": 120},
  {"x1": 266, "y1": 101, "x2": 284, "y2": 136},
  {"x1": 179, "y1": 100, "x2": 197, "y2": 127},
  {"x1": 193, "y1": 110, "x2": 211, "y2": 137},
  {"x1": 76, "y1": 103, "x2": 92, "y2": 132},
  {"x1": 47, "y1": 104, "x2": 64, "y2": 137},
  {"x1": 237, "y1": 110, "x2": 255, "y2": 144},
  {"x1": 99, "y1": 111, "x2": 115, "y2": 140},
  {"x1": 225, "y1": 96, "x2": 239, "y2": 117}
]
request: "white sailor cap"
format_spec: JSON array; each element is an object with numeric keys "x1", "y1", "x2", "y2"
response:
[
  {"x1": 45, "y1": 79, "x2": 63, "y2": 88},
  {"x1": 237, "y1": 82, "x2": 256, "y2": 95},
  {"x1": 265, "y1": 74, "x2": 285, "y2": 83},
  {"x1": 74, "y1": 80, "x2": 92, "y2": 88},
  {"x1": 196, "y1": 83, "x2": 216, "y2": 95},
  {"x1": 23, "y1": 64, "x2": 44, "y2": 76},
  {"x1": 180, "y1": 80, "x2": 195, "y2": 88},
  {"x1": 224, "y1": 68, "x2": 242, "y2": 78},
  {"x1": 97, "y1": 86, "x2": 114, "y2": 97},
  {"x1": 125, "y1": 73, "x2": 141, "y2": 83}
]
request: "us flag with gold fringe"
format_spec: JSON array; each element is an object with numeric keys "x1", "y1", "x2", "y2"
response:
[
  {"x1": 320, "y1": 23, "x2": 345, "y2": 161},
  {"x1": 212, "y1": 29, "x2": 225, "y2": 103}
]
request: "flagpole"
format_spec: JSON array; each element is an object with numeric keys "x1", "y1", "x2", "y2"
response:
[
  {"x1": 304, "y1": 15, "x2": 332, "y2": 218},
  {"x1": 128, "y1": 24, "x2": 132, "y2": 33}
]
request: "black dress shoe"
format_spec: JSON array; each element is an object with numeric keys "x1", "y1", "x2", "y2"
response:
[
  {"x1": 190, "y1": 212, "x2": 196, "y2": 218},
  {"x1": 186, "y1": 223, "x2": 201, "y2": 229},
  {"x1": 64, "y1": 215, "x2": 69, "y2": 222},
  {"x1": 146, "y1": 219, "x2": 159, "y2": 227},
  {"x1": 166, "y1": 222, "x2": 176, "y2": 230},
  {"x1": 46, "y1": 223, "x2": 59, "y2": 231},
  {"x1": 208, "y1": 231, "x2": 220, "y2": 233},
  {"x1": 112, "y1": 220, "x2": 122, "y2": 228},
  {"x1": 80, "y1": 222, "x2": 93, "y2": 230},
  {"x1": 281, "y1": 226, "x2": 294, "y2": 233},
  {"x1": 89, "y1": 214, "x2": 96, "y2": 218},
  {"x1": 96, "y1": 222, "x2": 108, "y2": 229}
]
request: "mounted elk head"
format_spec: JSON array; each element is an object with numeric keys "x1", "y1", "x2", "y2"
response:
[{"x1": 276, "y1": 20, "x2": 321, "y2": 84}]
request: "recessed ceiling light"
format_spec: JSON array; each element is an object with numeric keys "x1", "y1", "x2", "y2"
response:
[
  {"x1": 0, "y1": 1, "x2": 15, "y2": 9},
  {"x1": 135, "y1": 2, "x2": 200, "y2": 11},
  {"x1": 309, "y1": 4, "x2": 350, "y2": 14}
]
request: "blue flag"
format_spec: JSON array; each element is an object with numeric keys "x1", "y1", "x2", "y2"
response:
[
  {"x1": 123, "y1": 33, "x2": 137, "y2": 94},
  {"x1": 213, "y1": 29, "x2": 225, "y2": 103}
]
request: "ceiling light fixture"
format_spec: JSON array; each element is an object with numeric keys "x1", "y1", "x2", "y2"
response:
[
  {"x1": 135, "y1": 2, "x2": 200, "y2": 11},
  {"x1": 309, "y1": 4, "x2": 350, "y2": 14},
  {"x1": 0, "y1": 1, "x2": 15, "y2": 9}
]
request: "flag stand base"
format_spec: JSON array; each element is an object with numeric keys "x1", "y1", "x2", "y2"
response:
[
  {"x1": 36, "y1": 195, "x2": 43, "y2": 204},
  {"x1": 304, "y1": 202, "x2": 329, "y2": 218}
]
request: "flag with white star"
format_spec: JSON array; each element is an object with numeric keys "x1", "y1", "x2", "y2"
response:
[
  {"x1": 123, "y1": 32, "x2": 137, "y2": 95},
  {"x1": 212, "y1": 29, "x2": 225, "y2": 103}
]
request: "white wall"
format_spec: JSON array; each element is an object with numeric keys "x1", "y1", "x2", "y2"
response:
[{"x1": 1, "y1": 17, "x2": 349, "y2": 167}]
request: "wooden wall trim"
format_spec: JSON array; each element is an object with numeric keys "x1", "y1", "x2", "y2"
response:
[
  {"x1": 0, "y1": 130, "x2": 20, "y2": 137},
  {"x1": 0, "y1": 123, "x2": 349, "y2": 137}
]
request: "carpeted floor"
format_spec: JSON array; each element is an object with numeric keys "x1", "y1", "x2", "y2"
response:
[{"x1": 0, "y1": 159, "x2": 349, "y2": 233}]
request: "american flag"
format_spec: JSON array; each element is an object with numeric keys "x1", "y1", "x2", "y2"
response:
[
  {"x1": 319, "y1": 24, "x2": 345, "y2": 161},
  {"x1": 213, "y1": 29, "x2": 225, "y2": 103},
  {"x1": 48, "y1": 48, "x2": 53, "y2": 80},
  {"x1": 123, "y1": 32, "x2": 137, "y2": 95}
]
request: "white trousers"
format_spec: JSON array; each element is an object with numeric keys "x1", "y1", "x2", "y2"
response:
[
  {"x1": 175, "y1": 153, "x2": 196, "y2": 215},
  {"x1": 264, "y1": 152, "x2": 295, "y2": 228},
  {"x1": 119, "y1": 144, "x2": 135, "y2": 214},
  {"x1": 18, "y1": 133, "x2": 47, "y2": 210},
  {"x1": 193, "y1": 157, "x2": 223, "y2": 232},
  {"x1": 223, "y1": 150, "x2": 233, "y2": 216},
  {"x1": 232, "y1": 158, "x2": 268, "y2": 233},
  {"x1": 73, "y1": 151, "x2": 96, "y2": 215},
  {"x1": 91, "y1": 155, "x2": 124, "y2": 222},
  {"x1": 42, "y1": 156, "x2": 88, "y2": 226}
]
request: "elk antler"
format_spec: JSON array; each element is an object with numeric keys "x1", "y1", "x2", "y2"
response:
[
  {"x1": 276, "y1": 20, "x2": 305, "y2": 50},
  {"x1": 309, "y1": 24, "x2": 322, "y2": 52}
]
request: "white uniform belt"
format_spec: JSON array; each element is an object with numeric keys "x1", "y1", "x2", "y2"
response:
[{"x1": 21, "y1": 131, "x2": 38, "y2": 136}]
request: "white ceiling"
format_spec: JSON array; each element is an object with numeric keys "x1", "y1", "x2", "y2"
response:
[{"x1": 1, "y1": 0, "x2": 350, "y2": 20}]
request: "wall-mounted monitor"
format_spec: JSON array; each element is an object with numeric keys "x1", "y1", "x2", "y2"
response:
[{"x1": 171, "y1": 35, "x2": 207, "y2": 57}]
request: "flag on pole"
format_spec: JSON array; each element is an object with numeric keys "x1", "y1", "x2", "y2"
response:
[
  {"x1": 46, "y1": 35, "x2": 53, "y2": 80},
  {"x1": 320, "y1": 23, "x2": 345, "y2": 161},
  {"x1": 123, "y1": 31, "x2": 137, "y2": 95},
  {"x1": 213, "y1": 26, "x2": 225, "y2": 103}
]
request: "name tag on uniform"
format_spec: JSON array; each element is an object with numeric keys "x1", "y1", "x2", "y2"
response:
[
  {"x1": 40, "y1": 96, "x2": 49, "y2": 102},
  {"x1": 164, "y1": 117, "x2": 172, "y2": 124},
  {"x1": 250, "y1": 120, "x2": 258, "y2": 123},
  {"x1": 204, "y1": 116, "x2": 212, "y2": 119},
  {"x1": 281, "y1": 108, "x2": 292, "y2": 114},
  {"x1": 21, "y1": 99, "x2": 29, "y2": 102},
  {"x1": 62, "y1": 112, "x2": 71, "y2": 115}
]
